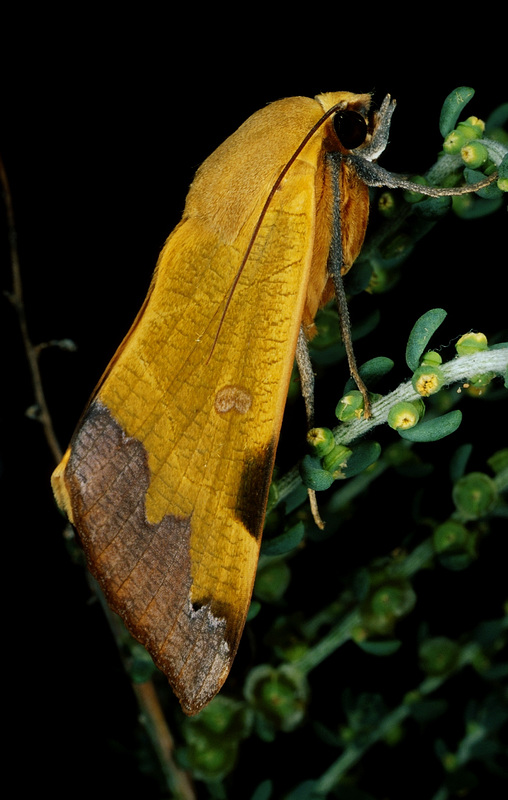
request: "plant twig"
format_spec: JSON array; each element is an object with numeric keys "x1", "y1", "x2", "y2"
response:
[
  {"x1": 1, "y1": 155, "x2": 63, "y2": 464},
  {"x1": 0, "y1": 153, "x2": 195, "y2": 799}
]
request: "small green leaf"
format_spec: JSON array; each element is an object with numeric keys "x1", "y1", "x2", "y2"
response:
[
  {"x1": 261, "y1": 522, "x2": 305, "y2": 556},
  {"x1": 398, "y1": 410, "x2": 462, "y2": 442},
  {"x1": 452, "y1": 471, "x2": 498, "y2": 519},
  {"x1": 300, "y1": 455, "x2": 335, "y2": 491},
  {"x1": 413, "y1": 195, "x2": 451, "y2": 220},
  {"x1": 284, "y1": 781, "x2": 320, "y2": 800},
  {"x1": 356, "y1": 639, "x2": 402, "y2": 656},
  {"x1": 250, "y1": 780, "x2": 273, "y2": 800},
  {"x1": 449, "y1": 443, "x2": 473, "y2": 483},
  {"x1": 344, "y1": 441, "x2": 382, "y2": 478},
  {"x1": 405, "y1": 309, "x2": 447, "y2": 371},
  {"x1": 486, "y1": 102, "x2": 508, "y2": 133},
  {"x1": 439, "y1": 87, "x2": 475, "y2": 137},
  {"x1": 464, "y1": 168, "x2": 503, "y2": 199},
  {"x1": 344, "y1": 356, "x2": 394, "y2": 392},
  {"x1": 247, "y1": 601, "x2": 261, "y2": 621},
  {"x1": 452, "y1": 194, "x2": 504, "y2": 219},
  {"x1": 498, "y1": 152, "x2": 508, "y2": 181}
]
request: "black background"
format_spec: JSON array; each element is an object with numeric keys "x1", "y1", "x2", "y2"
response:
[{"x1": 2, "y1": 15, "x2": 506, "y2": 798}]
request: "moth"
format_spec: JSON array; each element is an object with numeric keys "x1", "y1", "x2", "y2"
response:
[{"x1": 52, "y1": 91, "x2": 494, "y2": 714}]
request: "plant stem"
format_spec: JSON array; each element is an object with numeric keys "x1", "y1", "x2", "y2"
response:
[
  {"x1": 1, "y1": 156, "x2": 63, "y2": 464},
  {"x1": 1, "y1": 154, "x2": 196, "y2": 799}
]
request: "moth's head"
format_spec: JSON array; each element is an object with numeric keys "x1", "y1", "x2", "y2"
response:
[{"x1": 316, "y1": 91, "x2": 393, "y2": 157}]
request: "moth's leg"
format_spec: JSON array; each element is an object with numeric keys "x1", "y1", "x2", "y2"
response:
[
  {"x1": 327, "y1": 154, "x2": 372, "y2": 418},
  {"x1": 296, "y1": 326, "x2": 315, "y2": 428},
  {"x1": 296, "y1": 326, "x2": 325, "y2": 530}
]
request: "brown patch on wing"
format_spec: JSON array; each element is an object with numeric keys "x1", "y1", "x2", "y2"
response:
[
  {"x1": 64, "y1": 401, "x2": 234, "y2": 715},
  {"x1": 235, "y1": 441, "x2": 276, "y2": 540}
]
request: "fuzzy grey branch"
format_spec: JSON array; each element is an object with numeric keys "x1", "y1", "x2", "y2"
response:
[{"x1": 335, "y1": 347, "x2": 508, "y2": 446}]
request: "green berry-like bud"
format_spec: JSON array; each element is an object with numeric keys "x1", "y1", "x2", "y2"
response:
[
  {"x1": 412, "y1": 365, "x2": 445, "y2": 397},
  {"x1": 443, "y1": 128, "x2": 470, "y2": 154},
  {"x1": 387, "y1": 401, "x2": 421, "y2": 431},
  {"x1": 367, "y1": 265, "x2": 400, "y2": 294},
  {"x1": 433, "y1": 518, "x2": 477, "y2": 570},
  {"x1": 421, "y1": 350, "x2": 443, "y2": 367},
  {"x1": 452, "y1": 192, "x2": 475, "y2": 217},
  {"x1": 433, "y1": 519, "x2": 470, "y2": 554},
  {"x1": 336, "y1": 390, "x2": 365, "y2": 421},
  {"x1": 461, "y1": 116, "x2": 485, "y2": 137},
  {"x1": 307, "y1": 426, "x2": 335, "y2": 457},
  {"x1": 378, "y1": 190, "x2": 397, "y2": 217},
  {"x1": 456, "y1": 121, "x2": 482, "y2": 142},
  {"x1": 496, "y1": 153, "x2": 508, "y2": 192},
  {"x1": 456, "y1": 331, "x2": 488, "y2": 355},
  {"x1": 419, "y1": 637, "x2": 460, "y2": 676},
  {"x1": 469, "y1": 371, "x2": 495, "y2": 388},
  {"x1": 452, "y1": 471, "x2": 498, "y2": 519},
  {"x1": 243, "y1": 664, "x2": 309, "y2": 732},
  {"x1": 488, "y1": 448, "x2": 508, "y2": 475},
  {"x1": 371, "y1": 583, "x2": 416, "y2": 619},
  {"x1": 322, "y1": 444, "x2": 352, "y2": 474},
  {"x1": 460, "y1": 141, "x2": 489, "y2": 169},
  {"x1": 186, "y1": 737, "x2": 237, "y2": 781}
]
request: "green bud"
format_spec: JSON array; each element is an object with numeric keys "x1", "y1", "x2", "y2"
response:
[
  {"x1": 383, "y1": 724, "x2": 404, "y2": 746},
  {"x1": 336, "y1": 390, "x2": 365, "y2": 421},
  {"x1": 443, "y1": 128, "x2": 470, "y2": 154},
  {"x1": 460, "y1": 141, "x2": 489, "y2": 169},
  {"x1": 378, "y1": 190, "x2": 398, "y2": 217},
  {"x1": 452, "y1": 471, "x2": 498, "y2": 519},
  {"x1": 412, "y1": 365, "x2": 445, "y2": 397},
  {"x1": 469, "y1": 371, "x2": 495, "y2": 388},
  {"x1": 497, "y1": 176, "x2": 508, "y2": 192},
  {"x1": 432, "y1": 519, "x2": 470, "y2": 554},
  {"x1": 456, "y1": 121, "x2": 483, "y2": 142},
  {"x1": 254, "y1": 559, "x2": 291, "y2": 603},
  {"x1": 442, "y1": 752, "x2": 459, "y2": 772},
  {"x1": 307, "y1": 426, "x2": 335, "y2": 457},
  {"x1": 387, "y1": 401, "x2": 421, "y2": 431},
  {"x1": 419, "y1": 637, "x2": 460, "y2": 676},
  {"x1": 487, "y1": 448, "x2": 508, "y2": 475},
  {"x1": 433, "y1": 517, "x2": 477, "y2": 570},
  {"x1": 322, "y1": 444, "x2": 352, "y2": 474},
  {"x1": 456, "y1": 331, "x2": 488, "y2": 355},
  {"x1": 460, "y1": 116, "x2": 485, "y2": 137},
  {"x1": 351, "y1": 625, "x2": 368, "y2": 643},
  {"x1": 243, "y1": 664, "x2": 309, "y2": 732},
  {"x1": 183, "y1": 697, "x2": 249, "y2": 782},
  {"x1": 421, "y1": 350, "x2": 443, "y2": 367},
  {"x1": 367, "y1": 265, "x2": 401, "y2": 294},
  {"x1": 267, "y1": 481, "x2": 280, "y2": 508},
  {"x1": 197, "y1": 696, "x2": 246, "y2": 735},
  {"x1": 186, "y1": 736, "x2": 237, "y2": 781},
  {"x1": 403, "y1": 690, "x2": 421, "y2": 706},
  {"x1": 371, "y1": 583, "x2": 416, "y2": 619}
]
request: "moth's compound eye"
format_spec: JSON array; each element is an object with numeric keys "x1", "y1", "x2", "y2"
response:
[{"x1": 333, "y1": 110, "x2": 368, "y2": 150}]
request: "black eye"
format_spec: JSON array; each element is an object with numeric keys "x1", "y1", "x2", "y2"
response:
[{"x1": 333, "y1": 110, "x2": 368, "y2": 150}]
